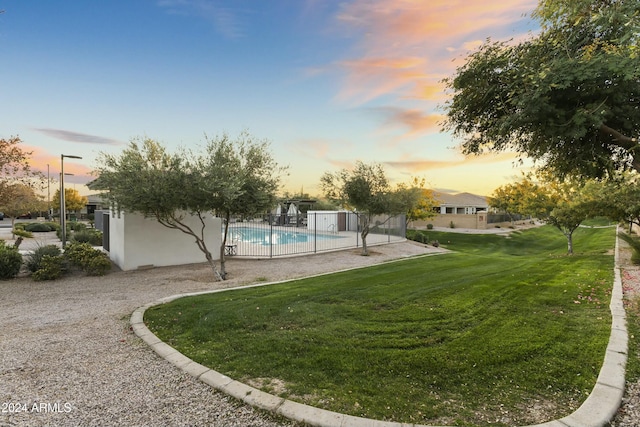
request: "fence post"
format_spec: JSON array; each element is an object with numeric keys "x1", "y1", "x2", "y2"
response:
[
  {"x1": 269, "y1": 214, "x2": 273, "y2": 258},
  {"x1": 313, "y1": 212, "x2": 317, "y2": 253}
]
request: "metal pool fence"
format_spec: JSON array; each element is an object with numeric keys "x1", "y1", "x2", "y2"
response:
[{"x1": 223, "y1": 212, "x2": 406, "y2": 258}]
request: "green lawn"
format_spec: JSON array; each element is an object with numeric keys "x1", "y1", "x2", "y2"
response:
[{"x1": 145, "y1": 225, "x2": 616, "y2": 426}]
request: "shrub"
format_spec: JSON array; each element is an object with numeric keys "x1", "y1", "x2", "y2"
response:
[
  {"x1": 0, "y1": 241, "x2": 23, "y2": 279},
  {"x1": 64, "y1": 242, "x2": 93, "y2": 266},
  {"x1": 72, "y1": 229, "x2": 103, "y2": 246},
  {"x1": 24, "y1": 223, "x2": 54, "y2": 232},
  {"x1": 84, "y1": 253, "x2": 112, "y2": 276},
  {"x1": 426, "y1": 223, "x2": 434, "y2": 230},
  {"x1": 64, "y1": 242, "x2": 112, "y2": 276},
  {"x1": 70, "y1": 222, "x2": 87, "y2": 232},
  {"x1": 12, "y1": 228, "x2": 32, "y2": 238},
  {"x1": 32, "y1": 255, "x2": 64, "y2": 281},
  {"x1": 44, "y1": 222, "x2": 60, "y2": 231},
  {"x1": 449, "y1": 221, "x2": 455, "y2": 229},
  {"x1": 27, "y1": 245, "x2": 62, "y2": 272},
  {"x1": 56, "y1": 224, "x2": 72, "y2": 240}
]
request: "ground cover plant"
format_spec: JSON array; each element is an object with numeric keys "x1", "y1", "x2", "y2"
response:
[{"x1": 145, "y1": 225, "x2": 615, "y2": 426}]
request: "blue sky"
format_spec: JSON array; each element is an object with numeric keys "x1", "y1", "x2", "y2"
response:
[{"x1": 0, "y1": 0, "x2": 538, "y2": 197}]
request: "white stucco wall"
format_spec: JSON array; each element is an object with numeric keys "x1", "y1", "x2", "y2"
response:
[
  {"x1": 307, "y1": 211, "x2": 358, "y2": 232},
  {"x1": 108, "y1": 211, "x2": 221, "y2": 271}
]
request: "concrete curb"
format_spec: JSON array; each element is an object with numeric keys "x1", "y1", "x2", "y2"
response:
[{"x1": 131, "y1": 240, "x2": 627, "y2": 427}]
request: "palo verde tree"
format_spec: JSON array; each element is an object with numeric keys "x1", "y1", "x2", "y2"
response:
[
  {"x1": 320, "y1": 161, "x2": 412, "y2": 256},
  {"x1": 93, "y1": 133, "x2": 284, "y2": 281},
  {"x1": 443, "y1": 0, "x2": 640, "y2": 178}
]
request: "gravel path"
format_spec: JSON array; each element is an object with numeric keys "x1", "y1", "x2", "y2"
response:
[
  {"x1": 0, "y1": 240, "x2": 442, "y2": 427},
  {"x1": 1, "y1": 231, "x2": 638, "y2": 427}
]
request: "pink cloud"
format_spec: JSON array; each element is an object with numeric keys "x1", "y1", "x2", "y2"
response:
[
  {"x1": 24, "y1": 145, "x2": 93, "y2": 184},
  {"x1": 385, "y1": 151, "x2": 524, "y2": 174},
  {"x1": 373, "y1": 107, "x2": 444, "y2": 137},
  {"x1": 333, "y1": 0, "x2": 537, "y2": 105}
]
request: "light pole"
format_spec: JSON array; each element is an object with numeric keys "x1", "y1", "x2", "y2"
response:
[
  {"x1": 61, "y1": 154, "x2": 82, "y2": 247},
  {"x1": 47, "y1": 164, "x2": 50, "y2": 220},
  {"x1": 59, "y1": 172, "x2": 74, "y2": 245}
]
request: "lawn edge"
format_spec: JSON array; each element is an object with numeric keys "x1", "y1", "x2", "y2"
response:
[{"x1": 131, "y1": 240, "x2": 626, "y2": 427}]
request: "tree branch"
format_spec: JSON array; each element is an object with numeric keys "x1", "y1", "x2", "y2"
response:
[{"x1": 600, "y1": 123, "x2": 638, "y2": 150}]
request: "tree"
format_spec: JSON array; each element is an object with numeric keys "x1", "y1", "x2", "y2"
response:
[
  {"x1": 502, "y1": 173, "x2": 598, "y2": 254},
  {"x1": 395, "y1": 177, "x2": 438, "y2": 228},
  {"x1": 442, "y1": 0, "x2": 640, "y2": 179},
  {"x1": 0, "y1": 136, "x2": 44, "y2": 210},
  {"x1": 1, "y1": 183, "x2": 44, "y2": 234},
  {"x1": 52, "y1": 188, "x2": 88, "y2": 215},
  {"x1": 190, "y1": 132, "x2": 286, "y2": 279},
  {"x1": 489, "y1": 177, "x2": 541, "y2": 222},
  {"x1": 590, "y1": 173, "x2": 640, "y2": 231},
  {"x1": 320, "y1": 161, "x2": 403, "y2": 256},
  {"x1": 93, "y1": 133, "x2": 285, "y2": 280}
]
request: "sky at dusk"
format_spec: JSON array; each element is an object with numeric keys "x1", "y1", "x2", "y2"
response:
[{"x1": 0, "y1": 0, "x2": 539, "y2": 197}]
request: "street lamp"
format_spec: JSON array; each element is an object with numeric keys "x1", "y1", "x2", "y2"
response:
[
  {"x1": 61, "y1": 154, "x2": 82, "y2": 247},
  {"x1": 60, "y1": 172, "x2": 76, "y2": 247},
  {"x1": 47, "y1": 164, "x2": 50, "y2": 220}
]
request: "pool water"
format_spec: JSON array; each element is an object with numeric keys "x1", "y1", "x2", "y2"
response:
[{"x1": 227, "y1": 226, "x2": 343, "y2": 245}]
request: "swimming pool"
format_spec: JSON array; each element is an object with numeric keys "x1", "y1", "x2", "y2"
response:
[{"x1": 227, "y1": 226, "x2": 343, "y2": 246}]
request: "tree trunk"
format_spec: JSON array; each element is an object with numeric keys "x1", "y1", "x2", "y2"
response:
[
  {"x1": 566, "y1": 232, "x2": 573, "y2": 255},
  {"x1": 205, "y1": 250, "x2": 223, "y2": 281},
  {"x1": 219, "y1": 212, "x2": 231, "y2": 280},
  {"x1": 360, "y1": 214, "x2": 370, "y2": 256}
]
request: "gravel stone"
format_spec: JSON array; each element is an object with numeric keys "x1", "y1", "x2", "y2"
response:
[{"x1": 0, "y1": 240, "x2": 441, "y2": 427}]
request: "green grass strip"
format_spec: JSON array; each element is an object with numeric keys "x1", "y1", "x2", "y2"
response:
[{"x1": 145, "y1": 225, "x2": 615, "y2": 426}]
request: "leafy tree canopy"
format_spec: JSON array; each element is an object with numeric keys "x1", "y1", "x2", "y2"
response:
[
  {"x1": 443, "y1": 0, "x2": 640, "y2": 178},
  {"x1": 0, "y1": 136, "x2": 44, "y2": 210},
  {"x1": 53, "y1": 188, "x2": 89, "y2": 213},
  {"x1": 320, "y1": 161, "x2": 418, "y2": 255},
  {"x1": 93, "y1": 133, "x2": 285, "y2": 280},
  {"x1": 492, "y1": 172, "x2": 603, "y2": 254}
]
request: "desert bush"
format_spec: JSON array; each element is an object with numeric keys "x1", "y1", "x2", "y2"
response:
[
  {"x1": 0, "y1": 241, "x2": 23, "y2": 279},
  {"x1": 26, "y1": 245, "x2": 62, "y2": 272},
  {"x1": 24, "y1": 223, "x2": 54, "y2": 232},
  {"x1": 56, "y1": 224, "x2": 72, "y2": 240},
  {"x1": 84, "y1": 253, "x2": 112, "y2": 276},
  {"x1": 12, "y1": 228, "x2": 32, "y2": 238},
  {"x1": 65, "y1": 242, "x2": 111, "y2": 276},
  {"x1": 32, "y1": 255, "x2": 65, "y2": 281},
  {"x1": 72, "y1": 229, "x2": 103, "y2": 246},
  {"x1": 70, "y1": 222, "x2": 87, "y2": 232}
]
